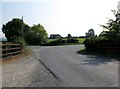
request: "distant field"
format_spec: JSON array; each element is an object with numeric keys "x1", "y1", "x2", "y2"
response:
[
  {"x1": 76, "y1": 38, "x2": 86, "y2": 44},
  {"x1": 47, "y1": 39, "x2": 58, "y2": 43},
  {"x1": 47, "y1": 38, "x2": 86, "y2": 44}
]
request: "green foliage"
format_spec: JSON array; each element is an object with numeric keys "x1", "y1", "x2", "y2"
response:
[
  {"x1": 100, "y1": 10, "x2": 120, "y2": 41},
  {"x1": 86, "y1": 28, "x2": 95, "y2": 38},
  {"x1": 25, "y1": 24, "x2": 48, "y2": 45},
  {"x1": 66, "y1": 38, "x2": 79, "y2": 43},
  {"x1": 76, "y1": 38, "x2": 86, "y2": 44},
  {"x1": 47, "y1": 39, "x2": 58, "y2": 43},
  {"x1": 43, "y1": 39, "x2": 66, "y2": 46},
  {"x1": 2, "y1": 18, "x2": 31, "y2": 42},
  {"x1": 43, "y1": 38, "x2": 80, "y2": 46},
  {"x1": 84, "y1": 9, "x2": 120, "y2": 52},
  {"x1": 2, "y1": 18, "x2": 23, "y2": 41},
  {"x1": 13, "y1": 37, "x2": 26, "y2": 49},
  {"x1": 23, "y1": 24, "x2": 31, "y2": 37},
  {"x1": 84, "y1": 35, "x2": 120, "y2": 52}
]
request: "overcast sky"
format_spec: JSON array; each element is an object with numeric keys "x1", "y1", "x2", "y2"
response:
[{"x1": 1, "y1": 0, "x2": 120, "y2": 38}]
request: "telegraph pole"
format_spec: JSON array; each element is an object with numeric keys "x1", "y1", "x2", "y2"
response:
[
  {"x1": 21, "y1": 16, "x2": 24, "y2": 38},
  {"x1": 117, "y1": 1, "x2": 120, "y2": 23}
]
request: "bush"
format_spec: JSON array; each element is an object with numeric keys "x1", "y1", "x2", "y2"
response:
[
  {"x1": 42, "y1": 38, "x2": 80, "y2": 46},
  {"x1": 84, "y1": 36, "x2": 120, "y2": 52},
  {"x1": 13, "y1": 37, "x2": 26, "y2": 49},
  {"x1": 24, "y1": 24, "x2": 48, "y2": 45},
  {"x1": 84, "y1": 9, "x2": 120, "y2": 52},
  {"x1": 66, "y1": 38, "x2": 79, "y2": 43},
  {"x1": 44, "y1": 39, "x2": 66, "y2": 46}
]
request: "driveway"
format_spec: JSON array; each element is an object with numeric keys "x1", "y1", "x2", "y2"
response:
[{"x1": 2, "y1": 52, "x2": 65, "y2": 87}]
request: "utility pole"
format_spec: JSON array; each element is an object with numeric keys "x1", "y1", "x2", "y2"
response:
[
  {"x1": 21, "y1": 16, "x2": 24, "y2": 38},
  {"x1": 117, "y1": 1, "x2": 120, "y2": 23}
]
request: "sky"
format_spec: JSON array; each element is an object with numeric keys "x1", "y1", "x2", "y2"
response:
[{"x1": 0, "y1": 0, "x2": 120, "y2": 38}]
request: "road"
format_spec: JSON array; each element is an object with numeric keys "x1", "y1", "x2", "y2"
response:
[{"x1": 30, "y1": 45, "x2": 118, "y2": 87}]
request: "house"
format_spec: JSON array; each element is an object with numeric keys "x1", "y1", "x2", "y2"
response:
[{"x1": 49, "y1": 34, "x2": 62, "y2": 39}]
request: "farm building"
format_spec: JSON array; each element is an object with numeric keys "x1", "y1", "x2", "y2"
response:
[{"x1": 49, "y1": 34, "x2": 62, "y2": 39}]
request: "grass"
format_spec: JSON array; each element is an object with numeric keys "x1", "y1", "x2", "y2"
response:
[
  {"x1": 76, "y1": 38, "x2": 86, "y2": 44},
  {"x1": 47, "y1": 39, "x2": 58, "y2": 43},
  {"x1": 22, "y1": 47, "x2": 31, "y2": 56}
]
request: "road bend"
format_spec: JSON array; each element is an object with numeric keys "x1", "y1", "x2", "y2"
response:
[{"x1": 30, "y1": 45, "x2": 118, "y2": 87}]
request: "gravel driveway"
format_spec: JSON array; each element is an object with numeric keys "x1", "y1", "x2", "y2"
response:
[{"x1": 2, "y1": 51, "x2": 65, "y2": 87}]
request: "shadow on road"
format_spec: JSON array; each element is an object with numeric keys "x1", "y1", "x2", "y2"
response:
[
  {"x1": 82, "y1": 56, "x2": 115, "y2": 66},
  {"x1": 77, "y1": 50, "x2": 119, "y2": 66}
]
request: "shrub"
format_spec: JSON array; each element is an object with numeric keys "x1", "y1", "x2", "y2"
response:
[
  {"x1": 84, "y1": 36, "x2": 120, "y2": 52},
  {"x1": 13, "y1": 37, "x2": 26, "y2": 49},
  {"x1": 24, "y1": 24, "x2": 48, "y2": 45},
  {"x1": 43, "y1": 38, "x2": 79, "y2": 46},
  {"x1": 43, "y1": 39, "x2": 66, "y2": 46},
  {"x1": 66, "y1": 38, "x2": 79, "y2": 43}
]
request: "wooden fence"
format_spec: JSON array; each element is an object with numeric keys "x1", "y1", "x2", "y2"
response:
[{"x1": 1, "y1": 42, "x2": 22, "y2": 58}]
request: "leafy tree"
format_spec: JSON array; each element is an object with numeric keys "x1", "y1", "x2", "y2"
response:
[
  {"x1": 25, "y1": 24, "x2": 48, "y2": 45},
  {"x1": 84, "y1": 9, "x2": 120, "y2": 52},
  {"x1": 23, "y1": 24, "x2": 31, "y2": 36},
  {"x1": 2, "y1": 18, "x2": 23, "y2": 41},
  {"x1": 86, "y1": 28, "x2": 95, "y2": 38},
  {"x1": 100, "y1": 10, "x2": 120, "y2": 41},
  {"x1": 2, "y1": 18, "x2": 30, "y2": 42}
]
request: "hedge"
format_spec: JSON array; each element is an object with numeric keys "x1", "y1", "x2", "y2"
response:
[{"x1": 84, "y1": 36, "x2": 120, "y2": 52}]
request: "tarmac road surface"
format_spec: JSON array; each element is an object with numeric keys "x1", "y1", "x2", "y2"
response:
[{"x1": 31, "y1": 45, "x2": 118, "y2": 87}]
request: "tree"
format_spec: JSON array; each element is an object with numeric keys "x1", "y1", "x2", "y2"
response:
[
  {"x1": 2, "y1": 18, "x2": 30, "y2": 42},
  {"x1": 67, "y1": 34, "x2": 72, "y2": 38},
  {"x1": 100, "y1": 10, "x2": 120, "y2": 41},
  {"x1": 2, "y1": 18, "x2": 23, "y2": 41},
  {"x1": 23, "y1": 24, "x2": 31, "y2": 36},
  {"x1": 86, "y1": 28, "x2": 95, "y2": 38},
  {"x1": 25, "y1": 24, "x2": 48, "y2": 45}
]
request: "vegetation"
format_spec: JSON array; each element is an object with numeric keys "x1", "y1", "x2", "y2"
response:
[
  {"x1": 47, "y1": 38, "x2": 58, "y2": 43},
  {"x1": 2, "y1": 18, "x2": 30, "y2": 42},
  {"x1": 86, "y1": 28, "x2": 95, "y2": 38},
  {"x1": 48, "y1": 38, "x2": 85, "y2": 44},
  {"x1": 2, "y1": 18, "x2": 48, "y2": 46},
  {"x1": 84, "y1": 10, "x2": 120, "y2": 53},
  {"x1": 76, "y1": 38, "x2": 85, "y2": 44},
  {"x1": 2, "y1": 18, "x2": 23, "y2": 42},
  {"x1": 13, "y1": 37, "x2": 26, "y2": 49},
  {"x1": 67, "y1": 34, "x2": 72, "y2": 38},
  {"x1": 44, "y1": 38, "x2": 85, "y2": 46},
  {"x1": 2, "y1": 17, "x2": 86, "y2": 48},
  {"x1": 66, "y1": 38, "x2": 79, "y2": 43},
  {"x1": 25, "y1": 24, "x2": 48, "y2": 45}
]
